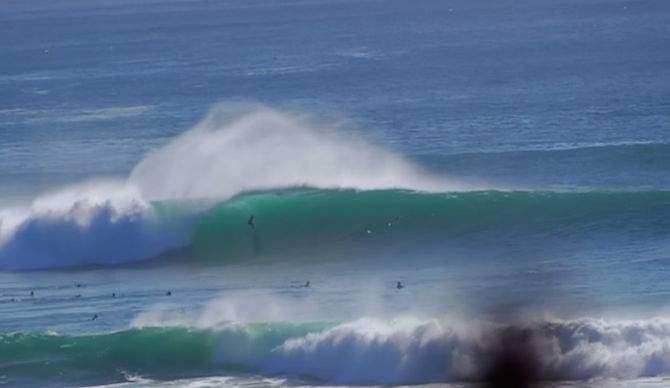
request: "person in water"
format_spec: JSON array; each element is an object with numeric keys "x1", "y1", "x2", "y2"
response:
[
  {"x1": 30, "y1": 291, "x2": 34, "y2": 297},
  {"x1": 304, "y1": 281, "x2": 310, "y2": 288},
  {"x1": 91, "y1": 314, "x2": 98, "y2": 321},
  {"x1": 166, "y1": 291, "x2": 172, "y2": 296},
  {"x1": 396, "y1": 281, "x2": 404, "y2": 289},
  {"x1": 248, "y1": 215, "x2": 255, "y2": 230}
]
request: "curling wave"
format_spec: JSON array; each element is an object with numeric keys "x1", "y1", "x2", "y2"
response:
[
  {"x1": 190, "y1": 188, "x2": 670, "y2": 262},
  {"x1": 3, "y1": 104, "x2": 670, "y2": 271},
  {"x1": 0, "y1": 103, "x2": 479, "y2": 271},
  {"x1": 3, "y1": 186, "x2": 670, "y2": 271}
]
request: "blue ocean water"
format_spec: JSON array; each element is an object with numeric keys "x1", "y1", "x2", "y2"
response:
[{"x1": 1, "y1": 0, "x2": 670, "y2": 387}]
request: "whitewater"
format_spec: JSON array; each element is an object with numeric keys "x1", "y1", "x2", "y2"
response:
[
  {"x1": 10, "y1": 315, "x2": 670, "y2": 384},
  {"x1": 3, "y1": 0, "x2": 670, "y2": 387},
  {"x1": 4, "y1": 104, "x2": 670, "y2": 272},
  {"x1": 0, "y1": 104, "x2": 485, "y2": 271},
  {"x1": 3, "y1": 105, "x2": 670, "y2": 388}
]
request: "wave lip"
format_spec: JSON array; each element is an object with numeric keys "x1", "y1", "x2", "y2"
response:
[
  {"x1": 189, "y1": 187, "x2": 670, "y2": 263},
  {"x1": 4, "y1": 187, "x2": 670, "y2": 271},
  {"x1": 0, "y1": 181, "x2": 197, "y2": 271},
  {"x1": 7, "y1": 318, "x2": 670, "y2": 384},
  {"x1": 0, "y1": 103, "x2": 478, "y2": 271},
  {"x1": 6, "y1": 104, "x2": 670, "y2": 272}
]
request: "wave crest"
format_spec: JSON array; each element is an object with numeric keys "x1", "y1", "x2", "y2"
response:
[
  {"x1": 7, "y1": 318, "x2": 670, "y2": 384},
  {"x1": 129, "y1": 102, "x2": 476, "y2": 200},
  {"x1": 0, "y1": 181, "x2": 195, "y2": 271},
  {"x1": 1, "y1": 103, "x2": 471, "y2": 271},
  {"x1": 4, "y1": 187, "x2": 670, "y2": 270}
]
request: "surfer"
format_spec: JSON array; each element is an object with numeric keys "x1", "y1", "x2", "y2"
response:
[
  {"x1": 91, "y1": 314, "x2": 98, "y2": 321},
  {"x1": 396, "y1": 281, "x2": 404, "y2": 289},
  {"x1": 30, "y1": 291, "x2": 34, "y2": 297},
  {"x1": 248, "y1": 215, "x2": 256, "y2": 230},
  {"x1": 112, "y1": 293, "x2": 115, "y2": 298},
  {"x1": 166, "y1": 291, "x2": 172, "y2": 296},
  {"x1": 304, "y1": 281, "x2": 310, "y2": 288}
]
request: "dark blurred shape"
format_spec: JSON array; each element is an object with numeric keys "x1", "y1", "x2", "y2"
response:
[{"x1": 482, "y1": 327, "x2": 541, "y2": 388}]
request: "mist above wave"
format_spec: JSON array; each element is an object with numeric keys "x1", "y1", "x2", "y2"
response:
[
  {"x1": 0, "y1": 103, "x2": 468, "y2": 271},
  {"x1": 129, "y1": 102, "x2": 479, "y2": 201}
]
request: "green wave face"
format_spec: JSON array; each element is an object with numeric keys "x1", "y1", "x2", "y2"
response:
[
  {"x1": 0, "y1": 328, "x2": 217, "y2": 381},
  {"x1": 188, "y1": 189, "x2": 670, "y2": 262},
  {"x1": 5, "y1": 188, "x2": 668, "y2": 271},
  {"x1": 0, "y1": 322, "x2": 335, "y2": 382}
]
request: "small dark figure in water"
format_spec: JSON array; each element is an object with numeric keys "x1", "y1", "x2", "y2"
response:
[
  {"x1": 396, "y1": 281, "x2": 404, "y2": 289},
  {"x1": 75, "y1": 294, "x2": 81, "y2": 298},
  {"x1": 248, "y1": 215, "x2": 255, "y2": 230},
  {"x1": 91, "y1": 314, "x2": 98, "y2": 321},
  {"x1": 304, "y1": 281, "x2": 310, "y2": 288},
  {"x1": 10, "y1": 298, "x2": 15, "y2": 302},
  {"x1": 30, "y1": 291, "x2": 34, "y2": 297},
  {"x1": 76, "y1": 284, "x2": 82, "y2": 288},
  {"x1": 166, "y1": 291, "x2": 172, "y2": 296},
  {"x1": 112, "y1": 293, "x2": 115, "y2": 298}
]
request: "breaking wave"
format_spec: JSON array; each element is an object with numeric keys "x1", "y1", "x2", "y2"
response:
[
  {"x1": 3, "y1": 185, "x2": 670, "y2": 271},
  {"x1": 2, "y1": 103, "x2": 670, "y2": 271},
  {"x1": 7, "y1": 318, "x2": 670, "y2": 384},
  {"x1": 0, "y1": 103, "x2": 479, "y2": 271}
]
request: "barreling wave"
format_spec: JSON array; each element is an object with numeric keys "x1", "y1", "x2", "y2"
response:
[
  {"x1": 0, "y1": 103, "x2": 475, "y2": 271},
  {"x1": 7, "y1": 318, "x2": 670, "y2": 384},
  {"x1": 2, "y1": 103, "x2": 670, "y2": 271},
  {"x1": 3, "y1": 187, "x2": 670, "y2": 271},
  {"x1": 191, "y1": 188, "x2": 670, "y2": 261}
]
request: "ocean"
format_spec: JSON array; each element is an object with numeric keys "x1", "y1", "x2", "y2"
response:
[{"x1": 1, "y1": 0, "x2": 670, "y2": 387}]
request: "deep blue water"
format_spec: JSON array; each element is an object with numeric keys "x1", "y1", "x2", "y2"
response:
[{"x1": 1, "y1": 0, "x2": 670, "y2": 387}]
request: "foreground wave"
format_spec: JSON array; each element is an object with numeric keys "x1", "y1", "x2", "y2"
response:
[
  {"x1": 5, "y1": 318, "x2": 670, "y2": 384},
  {"x1": 2, "y1": 188, "x2": 670, "y2": 271}
]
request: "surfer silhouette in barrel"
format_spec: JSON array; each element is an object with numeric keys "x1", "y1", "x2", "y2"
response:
[{"x1": 248, "y1": 215, "x2": 262, "y2": 254}]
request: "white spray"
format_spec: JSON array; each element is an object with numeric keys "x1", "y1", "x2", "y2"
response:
[
  {"x1": 0, "y1": 103, "x2": 479, "y2": 270},
  {"x1": 129, "y1": 102, "x2": 474, "y2": 200}
]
